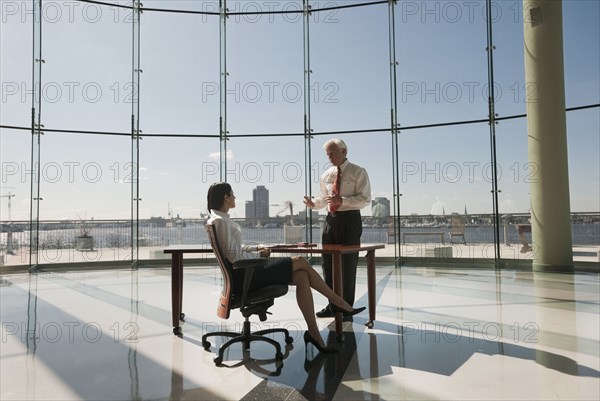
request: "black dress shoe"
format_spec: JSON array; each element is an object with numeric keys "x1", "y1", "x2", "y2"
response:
[
  {"x1": 316, "y1": 306, "x2": 334, "y2": 318},
  {"x1": 330, "y1": 305, "x2": 366, "y2": 317}
]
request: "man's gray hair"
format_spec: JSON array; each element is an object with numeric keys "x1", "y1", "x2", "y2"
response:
[{"x1": 323, "y1": 138, "x2": 347, "y2": 151}]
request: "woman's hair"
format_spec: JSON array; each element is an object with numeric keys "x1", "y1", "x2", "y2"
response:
[{"x1": 207, "y1": 182, "x2": 232, "y2": 212}]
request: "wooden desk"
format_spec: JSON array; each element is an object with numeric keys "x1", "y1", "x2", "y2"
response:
[
  {"x1": 164, "y1": 245, "x2": 213, "y2": 336},
  {"x1": 164, "y1": 243, "x2": 386, "y2": 338},
  {"x1": 269, "y1": 244, "x2": 385, "y2": 338}
]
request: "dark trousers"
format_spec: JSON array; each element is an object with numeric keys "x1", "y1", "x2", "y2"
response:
[{"x1": 321, "y1": 210, "x2": 362, "y2": 306}]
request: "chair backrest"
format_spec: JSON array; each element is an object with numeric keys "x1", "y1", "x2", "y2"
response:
[
  {"x1": 450, "y1": 215, "x2": 465, "y2": 234},
  {"x1": 205, "y1": 223, "x2": 233, "y2": 319}
]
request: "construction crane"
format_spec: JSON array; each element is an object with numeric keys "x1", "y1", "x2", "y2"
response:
[
  {"x1": 1, "y1": 192, "x2": 16, "y2": 255},
  {"x1": 0, "y1": 192, "x2": 15, "y2": 221},
  {"x1": 272, "y1": 201, "x2": 295, "y2": 225}
]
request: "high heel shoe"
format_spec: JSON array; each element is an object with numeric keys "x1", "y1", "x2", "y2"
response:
[
  {"x1": 303, "y1": 331, "x2": 337, "y2": 354},
  {"x1": 330, "y1": 304, "x2": 366, "y2": 317}
]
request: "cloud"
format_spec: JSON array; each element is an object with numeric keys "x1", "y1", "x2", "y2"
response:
[
  {"x1": 430, "y1": 198, "x2": 446, "y2": 215},
  {"x1": 208, "y1": 149, "x2": 234, "y2": 160}
]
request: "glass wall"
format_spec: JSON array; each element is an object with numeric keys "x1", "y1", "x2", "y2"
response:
[
  {"x1": 0, "y1": 0, "x2": 34, "y2": 233},
  {"x1": 563, "y1": 0, "x2": 600, "y2": 223},
  {"x1": 1, "y1": 0, "x2": 598, "y2": 269}
]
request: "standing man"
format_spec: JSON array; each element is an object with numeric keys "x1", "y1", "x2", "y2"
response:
[{"x1": 304, "y1": 138, "x2": 371, "y2": 320}]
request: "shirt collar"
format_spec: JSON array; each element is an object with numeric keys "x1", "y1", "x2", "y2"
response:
[{"x1": 210, "y1": 209, "x2": 230, "y2": 219}]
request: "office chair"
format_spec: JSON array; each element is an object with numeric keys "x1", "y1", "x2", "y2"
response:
[{"x1": 202, "y1": 223, "x2": 294, "y2": 366}]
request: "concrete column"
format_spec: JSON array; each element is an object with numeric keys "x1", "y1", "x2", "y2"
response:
[{"x1": 523, "y1": 0, "x2": 573, "y2": 271}]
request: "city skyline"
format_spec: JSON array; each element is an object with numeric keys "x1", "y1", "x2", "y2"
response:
[{"x1": 1, "y1": 1, "x2": 598, "y2": 221}]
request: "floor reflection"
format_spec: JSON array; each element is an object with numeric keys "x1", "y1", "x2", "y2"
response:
[
  {"x1": 1, "y1": 267, "x2": 598, "y2": 401},
  {"x1": 349, "y1": 319, "x2": 600, "y2": 378}
]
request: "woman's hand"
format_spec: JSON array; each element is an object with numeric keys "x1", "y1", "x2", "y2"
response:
[{"x1": 258, "y1": 247, "x2": 271, "y2": 258}]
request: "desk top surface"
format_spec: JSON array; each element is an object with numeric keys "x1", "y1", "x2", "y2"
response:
[
  {"x1": 269, "y1": 244, "x2": 385, "y2": 254},
  {"x1": 163, "y1": 244, "x2": 385, "y2": 254},
  {"x1": 163, "y1": 245, "x2": 213, "y2": 253}
]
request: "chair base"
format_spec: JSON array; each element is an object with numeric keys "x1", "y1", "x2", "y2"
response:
[{"x1": 202, "y1": 319, "x2": 294, "y2": 366}]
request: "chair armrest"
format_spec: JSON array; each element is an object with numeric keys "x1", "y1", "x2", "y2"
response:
[{"x1": 232, "y1": 258, "x2": 268, "y2": 308}]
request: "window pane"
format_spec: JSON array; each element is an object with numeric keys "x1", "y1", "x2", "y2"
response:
[
  {"x1": 311, "y1": 2, "x2": 389, "y2": 132},
  {"x1": 141, "y1": 3, "x2": 219, "y2": 135},
  {"x1": 396, "y1": 1, "x2": 489, "y2": 126},
  {"x1": 42, "y1": 1, "x2": 131, "y2": 133},
  {"x1": 1, "y1": 5, "x2": 32, "y2": 126},
  {"x1": 227, "y1": 4, "x2": 303, "y2": 134}
]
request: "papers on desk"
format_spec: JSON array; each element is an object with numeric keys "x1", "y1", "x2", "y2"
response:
[{"x1": 269, "y1": 243, "x2": 317, "y2": 249}]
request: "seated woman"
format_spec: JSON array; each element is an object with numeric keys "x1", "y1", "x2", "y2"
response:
[{"x1": 207, "y1": 182, "x2": 364, "y2": 354}]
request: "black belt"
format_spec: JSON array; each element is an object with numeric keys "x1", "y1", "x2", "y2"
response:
[{"x1": 328, "y1": 210, "x2": 360, "y2": 217}]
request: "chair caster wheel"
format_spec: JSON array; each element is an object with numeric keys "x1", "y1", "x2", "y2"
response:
[
  {"x1": 173, "y1": 327, "x2": 182, "y2": 336},
  {"x1": 285, "y1": 336, "x2": 294, "y2": 344},
  {"x1": 366, "y1": 320, "x2": 374, "y2": 329},
  {"x1": 214, "y1": 356, "x2": 223, "y2": 366},
  {"x1": 202, "y1": 340, "x2": 211, "y2": 350}
]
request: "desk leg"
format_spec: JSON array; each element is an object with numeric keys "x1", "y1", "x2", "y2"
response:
[
  {"x1": 178, "y1": 253, "x2": 185, "y2": 322},
  {"x1": 171, "y1": 253, "x2": 183, "y2": 336},
  {"x1": 366, "y1": 250, "x2": 375, "y2": 329},
  {"x1": 332, "y1": 253, "x2": 343, "y2": 340}
]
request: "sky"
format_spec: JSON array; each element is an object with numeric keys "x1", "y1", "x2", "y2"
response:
[{"x1": 1, "y1": 0, "x2": 599, "y2": 221}]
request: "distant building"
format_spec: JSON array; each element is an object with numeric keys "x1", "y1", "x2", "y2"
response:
[
  {"x1": 297, "y1": 210, "x2": 320, "y2": 221},
  {"x1": 371, "y1": 197, "x2": 390, "y2": 217},
  {"x1": 245, "y1": 201, "x2": 255, "y2": 219},
  {"x1": 253, "y1": 186, "x2": 269, "y2": 219},
  {"x1": 149, "y1": 216, "x2": 166, "y2": 228}
]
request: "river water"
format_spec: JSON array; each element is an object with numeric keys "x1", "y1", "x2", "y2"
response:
[{"x1": 2, "y1": 223, "x2": 598, "y2": 249}]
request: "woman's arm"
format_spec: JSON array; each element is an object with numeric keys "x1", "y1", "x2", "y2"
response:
[{"x1": 215, "y1": 218, "x2": 263, "y2": 262}]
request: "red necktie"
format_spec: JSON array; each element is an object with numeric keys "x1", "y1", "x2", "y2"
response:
[{"x1": 329, "y1": 167, "x2": 341, "y2": 213}]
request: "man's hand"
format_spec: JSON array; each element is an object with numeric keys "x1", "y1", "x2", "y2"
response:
[
  {"x1": 303, "y1": 196, "x2": 315, "y2": 208},
  {"x1": 325, "y1": 194, "x2": 342, "y2": 208}
]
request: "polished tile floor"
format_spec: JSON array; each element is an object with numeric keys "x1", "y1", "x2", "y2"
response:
[{"x1": 1, "y1": 265, "x2": 599, "y2": 400}]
